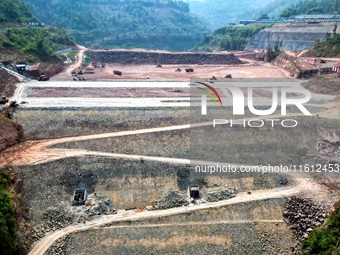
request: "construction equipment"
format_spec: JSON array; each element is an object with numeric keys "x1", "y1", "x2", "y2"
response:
[
  {"x1": 38, "y1": 75, "x2": 49, "y2": 81},
  {"x1": 2, "y1": 100, "x2": 19, "y2": 119},
  {"x1": 113, "y1": 70, "x2": 122, "y2": 76}
]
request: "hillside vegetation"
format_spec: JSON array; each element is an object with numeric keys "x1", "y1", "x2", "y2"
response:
[
  {"x1": 280, "y1": 0, "x2": 340, "y2": 17},
  {"x1": 0, "y1": 165, "x2": 32, "y2": 255},
  {"x1": 0, "y1": 26, "x2": 75, "y2": 62},
  {"x1": 194, "y1": 25, "x2": 271, "y2": 51},
  {"x1": 24, "y1": 0, "x2": 208, "y2": 50},
  {"x1": 0, "y1": 0, "x2": 75, "y2": 63},
  {"x1": 302, "y1": 200, "x2": 340, "y2": 254},
  {"x1": 303, "y1": 34, "x2": 340, "y2": 57},
  {"x1": 0, "y1": 27, "x2": 75, "y2": 63},
  {"x1": 0, "y1": 0, "x2": 38, "y2": 24},
  {"x1": 185, "y1": 0, "x2": 303, "y2": 29}
]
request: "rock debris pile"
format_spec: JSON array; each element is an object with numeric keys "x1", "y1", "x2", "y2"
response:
[
  {"x1": 283, "y1": 196, "x2": 327, "y2": 241},
  {"x1": 31, "y1": 194, "x2": 114, "y2": 241},
  {"x1": 87, "y1": 51, "x2": 244, "y2": 65}
]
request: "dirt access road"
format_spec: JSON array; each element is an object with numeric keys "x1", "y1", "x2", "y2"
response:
[
  {"x1": 64, "y1": 45, "x2": 87, "y2": 74},
  {"x1": 28, "y1": 176, "x2": 323, "y2": 255}
]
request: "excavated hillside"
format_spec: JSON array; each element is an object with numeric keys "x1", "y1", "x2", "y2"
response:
[
  {"x1": 86, "y1": 50, "x2": 244, "y2": 65},
  {"x1": 246, "y1": 24, "x2": 340, "y2": 51},
  {"x1": 0, "y1": 69, "x2": 23, "y2": 151},
  {"x1": 0, "y1": 112, "x2": 24, "y2": 152},
  {"x1": 0, "y1": 68, "x2": 18, "y2": 97}
]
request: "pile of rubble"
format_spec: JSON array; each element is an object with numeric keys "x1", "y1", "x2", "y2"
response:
[
  {"x1": 152, "y1": 188, "x2": 187, "y2": 210},
  {"x1": 151, "y1": 185, "x2": 238, "y2": 210},
  {"x1": 0, "y1": 68, "x2": 18, "y2": 97},
  {"x1": 87, "y1": 51, "x2": 244, "y2": 65},
  {"x1": 283, "y1": 196, "x2": 328, "y2": 241},
  {"x1": 32, "y1": 194, "x2": 115, "y2": 241},
  {"x1": 201, "y1": 185, "x2": 237, "y2": 202}
]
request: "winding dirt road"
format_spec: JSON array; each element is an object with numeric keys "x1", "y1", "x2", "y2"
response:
[
  {"x1": 28, "y1": 176, "x2": 319, "y2": 255},
  {"x1": 1, "y1": 94, "x2": 338, "y2": 254}
]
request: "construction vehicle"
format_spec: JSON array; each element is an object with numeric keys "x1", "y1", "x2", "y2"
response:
[
  {"x1": 113, "y1": 70, "x2": 122, "y2": 76},
  {"x1": 0, "y1": 96, "x2": 9, "y2": 105},
  {"x1": 2, "y1": 100, "x2": 19, "y2": 119},
  {"x1": 38, "y1": 75, "x2": 49, "y2": 81}
]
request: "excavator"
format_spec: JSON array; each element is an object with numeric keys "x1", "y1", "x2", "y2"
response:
[{"x1": 1, "y1": 99, "x2": 19, "y2": 119}]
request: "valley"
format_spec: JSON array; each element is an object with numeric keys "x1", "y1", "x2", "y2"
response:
[{"x1": 0, "y1": 0, "x2": 340, "y2": 254}]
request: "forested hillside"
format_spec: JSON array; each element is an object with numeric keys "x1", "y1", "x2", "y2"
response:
[
  {"x1": 280, "y1": 0, "x2": 340, "y2": 17},
  {"x1": 185, "y1": 0, "x2": 305, "y2": 28},
  {"x1": 24, "y1": 0, "x2": 208, "y2": 50},
  {"x1": 0, "y1": 0, "x2": 38, "y2": 24},
  {"x1": 194, "y1": 25, "x2": 271, "y2": 51},
  {"x1": 0, "y1": 0, "x2": 75, "y2": 63}
]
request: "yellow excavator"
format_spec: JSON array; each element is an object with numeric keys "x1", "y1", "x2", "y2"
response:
[{"x1": 1, "y1": 98, "x2": 19, "y2": 119}]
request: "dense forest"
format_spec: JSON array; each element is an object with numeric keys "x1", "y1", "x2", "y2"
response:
[
  {"x1": 194, "y1": 25, "x2": 271, "y2": 51},
  {"x1": 185, "y1": 0, "x2": 304, "y2": 29},
  {"x1": 280, "y1": 0, "x2": 340, "y2": 17},
  {"x1": 0, "y1": 0, "x2": 38, "y2": 24},
  {"x1": 24, "y1": 0, "x2": 208, "y2": 50}
]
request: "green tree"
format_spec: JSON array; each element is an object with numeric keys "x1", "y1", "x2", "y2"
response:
[
  {"x1": 302, "y1": 200, "x2": 340, "y2": 254},
  {"x1": 258, "y1": 13, "x2": 270, "y2": 20},
  {"x1": 0, "y1": 190, "x2": 17, "y2": 255}
]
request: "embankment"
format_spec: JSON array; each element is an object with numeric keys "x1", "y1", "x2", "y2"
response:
[
  {"x1": 86, "y1": 50, "x2": 244, "y2": 65},
  {"x1": 246, "y1": 24, "x2": 339, "y2": 51}
]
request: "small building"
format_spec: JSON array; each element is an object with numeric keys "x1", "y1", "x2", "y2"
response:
[
  {"x1": 239, "y1": 20, "x2": 256, "y2": 26},
  {"x1": 72, "y1": 188, "x2": 88, "y2": 206}
]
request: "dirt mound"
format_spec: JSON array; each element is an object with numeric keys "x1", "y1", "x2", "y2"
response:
[
  {"x1": 0, "y1": 115, "x2": 24, "y2": 152},
  {"x1": 87, "y1": 50, "x2": 244, "y2": 65},
  {"x1": 33, "y1": 194, "x2": 114, "y2": 241},
  {"x1": 201, "y1": 185, "x2": 237, "y2": 202},
  {"x1": 0, "y1": 68, "x2": 18, "y2": 97},
  {"x1": 153, "y1": 188, "x2": 187, "y2": 210},
  {"x1": 302, "y1": 76, "x2": 340, "y2": 95}
]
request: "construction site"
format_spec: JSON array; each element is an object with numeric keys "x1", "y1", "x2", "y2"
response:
[{"x1": 0, "y1": 47, "x2": 340, "y2": 255}]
